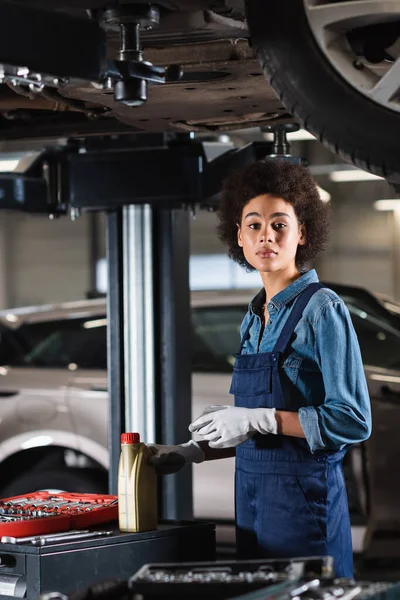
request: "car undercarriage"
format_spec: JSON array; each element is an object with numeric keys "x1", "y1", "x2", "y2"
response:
[
  {"x1": 0, "y1": 1, "x2": 283, "y2": 139},
  {"x1": 0, "y1": 1, "x2": 398, "y2": 182}
]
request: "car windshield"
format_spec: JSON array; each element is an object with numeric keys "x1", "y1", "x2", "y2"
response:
[{"x1": 2, "y1": 289, "x2": 400, "y2": 372}]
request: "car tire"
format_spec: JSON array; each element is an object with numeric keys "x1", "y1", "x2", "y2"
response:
[
  {"x1": 245, "y1": 0, "x2": 400, "y2": 183},
  {"x1": 0, "y1": 468, "x2": 108, "y2": 498}
]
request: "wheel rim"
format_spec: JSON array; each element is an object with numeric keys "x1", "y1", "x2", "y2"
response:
[{"x1": 303, "y1": 1, "x2": 400, "y2": 114}]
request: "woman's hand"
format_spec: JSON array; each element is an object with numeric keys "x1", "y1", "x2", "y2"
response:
[
  {"x1": 189, "y1": 405, "x2": 278, "y2": 449},
  {"x1": 147, "y1": 440, "x2": 205, "y2": 474}
]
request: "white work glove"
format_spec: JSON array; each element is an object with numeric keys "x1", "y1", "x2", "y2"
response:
[
  {"x1": 147, "y1": 440, "x2": 205, "y2": 475},
  {"x1": 189, "y1": 405, "x2": 278, "y2": 449}
]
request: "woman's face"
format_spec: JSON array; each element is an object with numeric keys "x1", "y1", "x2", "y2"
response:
[{"x1": 237, "y1": 194, "x2": 305, "y2": 274}]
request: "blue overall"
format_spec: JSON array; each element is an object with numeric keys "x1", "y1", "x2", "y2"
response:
[{"x1": 230, "y1": 283, "x2": 353, "y2": 577}]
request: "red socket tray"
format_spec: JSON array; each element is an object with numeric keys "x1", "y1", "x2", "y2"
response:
[{"x1": 0, "y1": 491, "x2": 118, "y2": 539}]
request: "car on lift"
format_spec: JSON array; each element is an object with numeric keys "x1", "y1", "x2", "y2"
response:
[
  {"x1": 0, "y1": 1, "x2": 398, "y2": 182},
  {"x1": 0, "y1": 281, "x2": 399, "y2": 558}
]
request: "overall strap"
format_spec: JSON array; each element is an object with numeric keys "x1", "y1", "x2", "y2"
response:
[{"x1": 273, "y1": 282, "x2": 324, "y2": 354}]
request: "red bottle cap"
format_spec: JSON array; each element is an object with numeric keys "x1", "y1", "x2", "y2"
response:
[{"x1": 121, "y1": 432, "x2": 140, "y2": 444}]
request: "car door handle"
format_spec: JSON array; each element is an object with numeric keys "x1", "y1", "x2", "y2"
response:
[
  {"x1": 0, "y1": 390, "x2": 18, "y2": 397},
  {"x1": 90, "y1": 386, "x2": 108, "y2": 392}
]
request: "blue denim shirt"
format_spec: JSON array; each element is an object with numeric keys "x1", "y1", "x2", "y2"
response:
[{"x1": 239, "y1": 269, "x2": 372, "y2": 453}]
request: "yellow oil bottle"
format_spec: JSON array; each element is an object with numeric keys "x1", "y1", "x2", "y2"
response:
[{"x1": 118, "y1": 432, "x2": 158, "y2": 533}]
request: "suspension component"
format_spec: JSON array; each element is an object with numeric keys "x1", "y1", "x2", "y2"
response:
[{"x1": 100, "y1": 4, "x2": 183, "y2": 106}]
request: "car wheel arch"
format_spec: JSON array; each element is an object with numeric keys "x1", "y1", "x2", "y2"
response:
[{"x1": 0, "y1": 430, "x2": 109, "y2": 493}]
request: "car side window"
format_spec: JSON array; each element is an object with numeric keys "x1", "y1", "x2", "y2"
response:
[
  {"x1": 5, "y1": 292, "x2": 400, "y2": 373},
  {"x1": 191, "y1": 306, "x2": 245, "y2": 373},
  {"x1": 0, "y1": 327, "x2": 26, "y2": 366},
  {"x1": 3, "y1": 316, "x2": 107, "y2": 370}
]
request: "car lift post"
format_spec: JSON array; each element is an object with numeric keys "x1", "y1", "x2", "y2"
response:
[{"x1": 105, "y1": 201, "x2": 192, "y2": 519}]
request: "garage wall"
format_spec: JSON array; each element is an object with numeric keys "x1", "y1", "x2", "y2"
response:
[
  {"x1": 316, "y1": 180, "x2": 394, "y2": 298},
  {"x1": 190, "y1": 180, "x2": 396, "y2": 299},
  {"x1": 2, "y1": 211, "x2": 91, "y2": 309},
  {"x1": 190, "y1": 210, "x2": 225, "y2": 255},
  {"x1": 317, "y1": 204, "x2": 392, "y2": 296}
]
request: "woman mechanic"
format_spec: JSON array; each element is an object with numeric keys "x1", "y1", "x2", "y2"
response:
[{"x1": 149, "y1": 159, "x2": 372, "y2": 578}]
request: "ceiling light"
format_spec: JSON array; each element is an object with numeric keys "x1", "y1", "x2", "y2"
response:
[
  {"x1": 0, "y1": 159, "x2": 19, "y2": 172},
  {"x1": 83, "y1": 318, "x2": 107, "y2": 329},
  {"x1": 5, "y1": 313, "x2": 18, "y2": 323},
  {"x1": 329, "y1": 169, "x2": 383, "y2": 182},
  {"x1": 0, "y1": 151, "x2": 41, "y2": 173},
  {"x1": 317, "y1": 186, "x2": 331, "y2": 203},
  {"x1": 374, "y1": 199, "x2": 400, "y2": 211},
  {"x1": 369, "y1": 374, "x2": 400, "y2": 383}
]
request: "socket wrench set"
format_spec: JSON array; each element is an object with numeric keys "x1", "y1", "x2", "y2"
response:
[
  {"x1": 0, "y1": 492, "x2": 118, "y2": 540},
  {"x1": 128, "y1": 556, "x2": 334, "y2": 599},
  {"x1": 129, "y1": 558, "x2": 400, "y2": 600}
]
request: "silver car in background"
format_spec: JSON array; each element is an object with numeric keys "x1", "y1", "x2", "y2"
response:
[{"x1": 0, "y1": 284, "x2": 400, "y2": 560}]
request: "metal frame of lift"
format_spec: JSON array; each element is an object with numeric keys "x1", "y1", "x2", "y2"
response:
[{"x1": 0, "y1": 132, "x2": 276, "y2": 520}]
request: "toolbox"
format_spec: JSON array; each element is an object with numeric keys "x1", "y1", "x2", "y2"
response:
[
  {"x1": 0, "y1": 492, "x2": 118, "y2": 539},
  {"x1": 0, "y1": 521, "x2": 215, "y2": 600}
]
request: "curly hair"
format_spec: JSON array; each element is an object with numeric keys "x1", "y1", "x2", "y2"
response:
[{"x1": 217, "y1": 159, "x2": 331, "y2": 272}]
